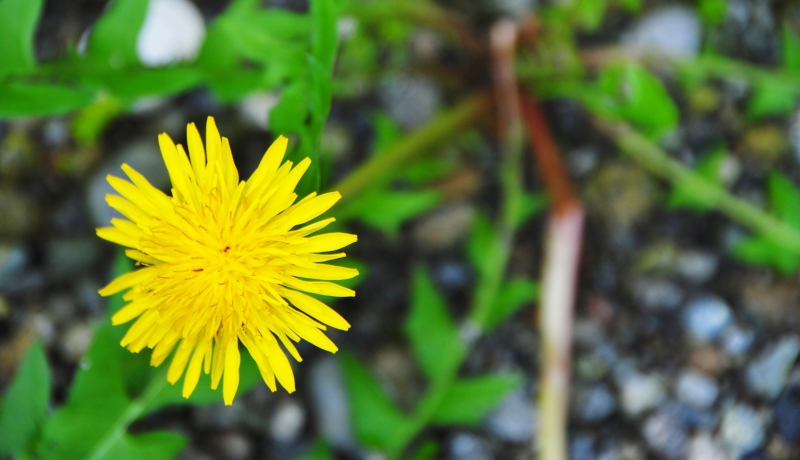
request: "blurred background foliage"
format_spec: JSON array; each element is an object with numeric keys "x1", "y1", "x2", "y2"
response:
[{"x1": 4, "y1": 0, "x2": 800, "y2": 459}]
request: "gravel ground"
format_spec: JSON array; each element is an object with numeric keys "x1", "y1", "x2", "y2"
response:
[{"x1": 2, "y1": 1, "x2": 800, "y2": 460}]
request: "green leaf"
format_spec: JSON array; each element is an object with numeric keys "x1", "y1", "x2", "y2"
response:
[
  {"x1": 372, "y1": 112, "x2": 403, "y2": 154},
  {"x1": 597, "y1": 63, "x2": 679, "y2": 139},
  {"x1": 467, "y1": 212, "x2": 494, "y2": 275},
  {"x1": 296, "y1": 440, "x2": 334, "y2": 460},
  {"x1": 668, "y1": 147, "x2": 728, "y2": 211},
  {"x1": 513, "y1": 192, "x2": 548, "y2": 229},
  {"x1": 72, "y1": 96, "x2": 124, "y2": 146},
  {"x1": 697, "y1": 0, "x2": 727, "y2": 26},
  {"x1": 341, "y1": 353, "x2": 413, "y2": 453},
  {"x1": 573, "y1": 0, "x2": 607, "y2": 30},
  {"x1": 0, "y1": 81, "x2": 93, "y2": 117},
  {"x1": 617, "y1": 0, "x2": 642, "y2": 12},
  {"x1": 747, "y1": 82, "x2": 798, "y2": 119},
  {"x1": 270, "y1": 81, "x2": 309, "y2": 135},
  {"x1": 484, "y1": 278, "x2": 539, "y2": 331},
  {"x1": 0, "y1": 341, "x2": 49, "y2": 457},
  {"x1": 783, "y1": 22, "x2": 800, "y2": 70},
  {"x1": 733, "y1": 173, "x2": 800, "y2": 275},
  {"x1": 86, "y1": 0, "x2": 151, "y2": 68},
  {"x1": 0, "y1": 0, "x2": 44, "y2": 77},
  {"x1": 430, "y1": 374, "x2": 523, "y2": 426},
  {"x1": 311, "y1": 0, "x2": 339, "y2": 71},
  {"x1": 339, "y1": 188, "x2": 441, "y2": 236},
  {"x1": 407, "y1": 441, "x2": 439, "y2": 460},
  {"x1": 404, "y1": 266, "x2": 465, "y2": 384}
]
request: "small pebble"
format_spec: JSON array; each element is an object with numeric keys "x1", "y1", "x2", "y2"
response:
[
  {"x1": 675, "y1": 369, "x2": 719, "y2": 409},
  {"x1": 570, "y1": 435, "x2": 595, "y2": 460},
  {"x1": 309, "y1": 356, "x2": 353, "y2": 448},
  {"x1": 774, "y1": 390, "x2": 800, "y2": 443},
  {"x1": 136, "y1": 0, "x2": 205, "y2": 67},
  {"x1": 29, "y1": 313, "x2": 56, "y2": 347},
  {"x1": 720, "y1": 404, "x2": 767, "y2": 458},
  {"x1": 450, "y1": 433, "x2": 490, "y2": 460},
  {"x1": 573, "y1": 384, "x2": 617, "y2": 422},
  {"x1": 683, "y1": 296, "x2": 733, "y2": 343},
  {"x1": 687, "y1": 432, "x2": 731, "y2": 460},
  {"x1": 566, "y1": 146, "x2": 599, "y2": 177},
  {"x1": 619, "y1": 372, "x2": 667, "y2": 418},
  {"x1": 215, "y1": 432, "x2": 253, "y2": 460},
  {"x1": 380, "y1": 75, "x2": 441, "y2": 131},
  {"x1": 721, "y1": 325, "x2": 755, "y2": 358},
  {"x1": 689, "y1": 346, "x2": 729, "y2": 376},
  {"x1": 238, "y1": 92, "x2": 280, "y2": 129},
  {"x1": 59, "y1": 323, "x2": 93, "y2": 362},
  {"x1": 676, "y1": 251, "x2": 719, "y2": 284},
  {"x1": 485, "y1": 389, "x2": 536, "y2": 442},
  {"x1": 744, "y1": 335, "x2": 800, "y2": 400},
  {"x1": 412, "y1": 203, "x2": 475, "y2": 252},
  {"x1": 0, "y1": 244, "x2": 27, "y2": 281},
  {"x1": 0, "y1": 189, "x2": 38, "y2": 237},
  {"x1": 623, "y1": 5, "x2": 702, "y2": 57},
  {"x1": 269, "y1": 399, "x2": 306, "y2": 444},
  {"x1": 642, "y1": 405, "x2": 689, "y2": 459},
  {"x1": 632, "y1": 279, "x2": 683, "y2": 311}
]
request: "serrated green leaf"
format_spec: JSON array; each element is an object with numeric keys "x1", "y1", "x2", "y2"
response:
[
  {"x1": 467, "y1": 212, "x2": 494, "y2": 275},
  {"x1": 0, "y1": 341, "x2": 49, "y2": 457},
  {"x1": 404, "y1": 266, "x2": 465, "y2": 384},
  {"x1": 732, "y1": 173, "x2": 800, "y2": 275},
  {"x1": 0, "y1": 0, "x2": 44, "y2": 77},
  {"x1": 747, "y1": 82, "x2": 798, "y2": 119},
  {"x1": 430, "y1": 374, "x2": 523, "y2": 426},
  {"x1": 86, "y1": 0, "x2": 151, "y2": 68},
  {"x1": 484, "y1": 278, "x2": 539, "y2": 331},
  {"x1": 783, "y1": 22, "x2": 800, "y2": 70},
  {"x1": 341, "y1": 353, "x2": 413, "y2": 453},
  {"x1": 0, "y1": 81, "x2": 93, "y2": 117},
  {"x1": 597, "y1": 63, "x2": 679, "y2": 139},
  {"x1": 668, "y1": 147, "x2": 727, "y2": 211}
]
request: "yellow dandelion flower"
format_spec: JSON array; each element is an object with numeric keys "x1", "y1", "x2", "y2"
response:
[{"x1": 96, "y1": 117, "x2": 357, "y2": 405}]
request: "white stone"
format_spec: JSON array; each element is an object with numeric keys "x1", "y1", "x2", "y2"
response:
[
  {"x1": 268, "y1": 399, "x2": 306, "y2": 444},
  {"x1": 719, "y1": 404, "x2": 767, "y2": 457},
  {"x1": 687, "y1": 432, "x2": 732, "y2": 460},
  {"x1": 676, "y1": 370, "x2": 719, "y2": 409},
  {"x1": 620, "y1": 372, "x2": 667, "y2": 418},
  {"x1": 238, "y1": 92, "x2": 280, "y2": 130},
  {"x1": 136, "y1": 0, "x2": 206, "y2": 67},
  {"x1": 623, "y1": 6, "x2": 702, "y2": 58}
]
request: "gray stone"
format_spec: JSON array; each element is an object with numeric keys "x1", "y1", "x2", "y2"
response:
[
  {"x1": 268, "y1": 399, "x2": 306, "y2": 444},
  {"x1": 687, "y1": 432, "x2": 732, "y2": 460},
  {"x1": 380, "y1": 75, "x2": 441, "y2": 131},
  {"x1": 309, "y1": 356, "x2": 353, "y2": 448},
  {"x1": 136, "y1": 0, "x2": 205, "y2": 67},
  {"x1": 675, "y1": 370, "x2": 719, "y2": 409},
  {"x1": 87, "y1": 141, "x2": 170, "y2": 227},
  {"x1": 721, "y1": 325, "x2": 755, "y2": 358},
  {"x1": 642, "y1": 406, "x2": 689, "y2": 459},
  {"x1": 745, "y1": 335, "x2": 800, "y2": 400},
  {"x1": 573, "y1": 384, "x2": 616, "y2": 422},
  {"x1": 0, "y1": 189, "x2": 38, "y2": 237},
  {"x1": 0, "y1": 244, "x2": 27, "y2": 281},
  {"x1": 59, "y1": 323, "x2": 93, "y2": 362},
  {"x1": 449, "y1": 433, "x2": 491, "y2": 460},
  {"x1": 566, "y1": 146, "x2": 599, "y2": 177},
  {"x1": 619, "y1": 372, "x2": 667, "y2": 418},
  {"x1": 632, "y1": 279, "x2": 683, "y2": 311},
  {"x1": 412, "y1": 202, "x2": 475, "y2": 252},
  {"x1": 676, "y1": 251, "x2": 719, "y2": 285},
  {"x1": 719, "y1": 404, "x2": 767, "y2": 457},
  {"x1": 29, "y1": 312, "x2": 56, "y2": 347},
  {"x1": 683, "y1": 296, "x2": 733, "y2": 343},
  {"x1": 570, "y1": 435, "x2": 595, "y2": 460},
  {"x1": 485, "y1": 389, "x2": 536, "y2": 442},
  {"x1": 623, "y1": 6, "x2": 702, "y2": 57},
  {"x1": 215, "y1": 432, "x2": 253, "y2": 460},
  {"x1": 46, "y1": 238, "x2": 101, "y2": 279}
]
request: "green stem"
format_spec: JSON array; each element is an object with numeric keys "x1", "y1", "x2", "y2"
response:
[
  {"x1": 332, "y1": 94, "x2": 489, "y2": 202},
  {"x1": 593, "y1": 117, "x2": 800, "y2": 255}
]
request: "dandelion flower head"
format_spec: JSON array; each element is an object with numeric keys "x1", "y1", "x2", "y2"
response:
[{"x1": 97, "y1": 117, "x2": 357, "y2": 405}]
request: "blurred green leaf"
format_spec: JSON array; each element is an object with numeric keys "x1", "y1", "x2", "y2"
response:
[
  {"x1": 597, "y1": 63, "x2": 679, "y2": 139},
  {"x1": 783, "y1": 22, "x2": 800, "y2": 70},
  {"x1": 668, "y1": 147, "x2": 728, "y2": 211},
  {"x1": 372, "y1": 112, "x2": 403, "y2": 154},
  {"x1": 430, "y1": 374, "x2": 523, "y2": 426},
  {"x1": 513, "y1": 192, "x2": 548, "y2": 229},
  {"x1": 339, "y1": 188, "x2": 441, "y2": 235},
  {"x1": 697, "y1": 0, "x2": 727, "y2": 26},
  {"x1": 0, "y1": 0, "x2": 43, "y2": 77},
  {"x1": 341, "y1": 353, "x2": 412, "y2": 453},
  {"x1": 747, "y1": 81, "x2": 798, "y2": 119},
  {"x1": 311, "y1": 0, "x2": 339, "y2": 71},
  {"x1": 0, "y1": 341, "x2": 49, "y2": 458},
  {"x1": 467, "y1": 212, "x2": 494, "y2": 276},
  {"x1": 71, "y1": 96, "x2": 124, "y2": 146},
  {"x1": 733, "y1": 173, "x2": 800, "y2": 275},
  {"x1": 0, "y1": 81, "x2": 93, "y2": 117},
  {"x1": 407, "y1": 441, "x2": 439, "y2": 460},
  {"x1": 270, "y1": 82, "x2": 309, "y2": 135},
  {"x1": 484, "y1": 278, "x2": 539, "y2": 331},
  {"x1": 405, "y1": 266, "x2": 465, "y2": 384},
  {"x1": 574, "y1": 0, "x2": 607, "y2": 30},
  {"x1": 617, "y1": 0, "x2": 641, "y2": 12},
  {"x1": 86, "y1": 0, "x2": 150, "y2": 69},
  {"x1": 296, "y1": 440, "x2": 334, "y2": 460}
]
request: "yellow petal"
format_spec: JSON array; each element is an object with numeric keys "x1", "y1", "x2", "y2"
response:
[
  {"x1": 222, "y1": 338, "x2": 241, "y2": 405},
  {"x1": 98, "y1": 267, "x2": 156, "y2": 296},
  {"x1": 183, "y1": 339, "x2": 209, "y2": 398}
]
